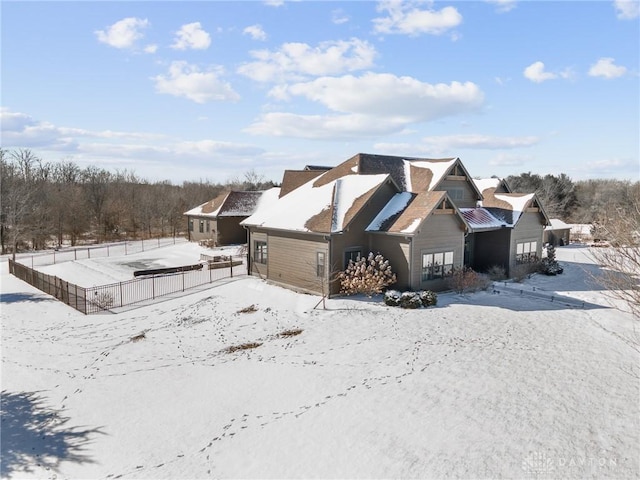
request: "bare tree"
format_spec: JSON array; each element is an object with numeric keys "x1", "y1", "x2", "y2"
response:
[
  {"x1": 589, "y1": 187, "x2": 640, "y2": 318},
  {"x1": 0, "y1": 149, "x2": 44, "y2": 257}
]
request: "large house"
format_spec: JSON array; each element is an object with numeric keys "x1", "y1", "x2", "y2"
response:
[
  {"x1": 241, "y1": 153, "x2": 550, "y2": 296},
  {"x1": 185, "y1": 189, "x2": 279, "y2": 245}
]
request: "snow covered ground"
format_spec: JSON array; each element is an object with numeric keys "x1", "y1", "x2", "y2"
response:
[{"x1": 1, "y1": 245, "x2": 638, "y2": 479}]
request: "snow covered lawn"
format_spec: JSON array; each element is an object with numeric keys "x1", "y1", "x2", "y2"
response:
[{"x1": 1, "y1": 245, "x2": 638, "y2": 479}]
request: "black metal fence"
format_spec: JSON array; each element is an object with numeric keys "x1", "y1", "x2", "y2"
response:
[{"x1": 8, "y1": 256, "x2": 246, "y2": 314}]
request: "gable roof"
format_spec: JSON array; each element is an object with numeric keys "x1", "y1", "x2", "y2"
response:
[
  {"x1": 315, "y1": 153, "x2": 474, "y2": 194},
  {"x1": 367, "y1": 191, "x2": 466, "y2": 234},
  {"x1": 473, "y1": 177, "x2": 512, "y2": 195},
  {"x1": 184, "y1": 190, "x2": 274, "y2": 218},
  {"x1": 481, "y1": 192, "x2": 550, "y2": 227},
  {"x1": 242, "y1": 171, "x2": 393, "y2": 234},
  {"x1": 546, "y1": 218, "x2": 571, "y2": 231},
  {"x1": 279, "y1": 170, "x2": 326, "y2": 198}
]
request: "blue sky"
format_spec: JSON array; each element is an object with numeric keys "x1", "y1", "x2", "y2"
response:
[{"x1": 2, "y1": 0, "x2": 638, "y2": 184}]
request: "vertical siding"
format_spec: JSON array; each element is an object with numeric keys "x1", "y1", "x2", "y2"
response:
[{"x1": 410, "y1": 213, "x2": 465, "y2": 290}]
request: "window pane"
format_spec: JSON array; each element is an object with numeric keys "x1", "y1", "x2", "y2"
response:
[
  {"x1": 433, "y1": 252, "x2": 444, "y2": 265},
  {"x1": 422, "y1": 253, "x2": 432, "y2": 268},
  {"x1": 517, "y1": 243, "x2": 523, "y2": 254},
  {"x1": 531, "y1": 241, "x2": 537, "y2": 252},
  {"x1": 444, "y1": 251, "x2": 454, "y2": 264}
]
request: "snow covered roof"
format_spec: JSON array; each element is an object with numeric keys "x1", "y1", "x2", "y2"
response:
[
  {"x1": 321, "y1": 153, "x2": 461, "y2": 193},
  {"x1": 459, "y1": 208, "x2": 506, "y2": 231},
  {"x1": 367, "y1": 191, "x2": 453, "y2": 234},
  {"x1": 546, "y1": 218, "x2": 571, "y2": 231},
  {"x1": 184, "y1": 190, "x2": 273, "y2": 218},
  {"x1": 473, "y1": 177, "x2": 501, "y2": 193},
  {"x1": 242, "y1": 172, "x2": 391, "y2": 233},
  {"x1": 478, "y1": 191, "x2": 538, "y2": 226}
]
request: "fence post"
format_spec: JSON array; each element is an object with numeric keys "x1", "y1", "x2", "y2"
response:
[
  {"x1": 107, "y1": 245, "x2": 110, "y2": 257},
  {"x1": 120, "y1": 282, "x2": 124, "y2": 307},
  {"x1": 75, "y1": 249, "x2": 77, "y2": 261},
  {"x1": 152, "y1": 276, "x2": 155, "y2": 299},
  {"x1": 88, "y1": 248, "x2": 91, "y2": 259},
  {"x1": 53, "y1": 250, "x2": 56, "y2": 264},
  {"x1": 230, "y1": 258, "x2": 233, "y2": 278},
  {"x1": 209, "y1": 263, "x2": 212, "y2": 283}
]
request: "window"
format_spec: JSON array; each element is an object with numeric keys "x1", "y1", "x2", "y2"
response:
[
  {"x1": 422, "y1": 251, "x2": 454, "y2": 281},
  {"x1": 206, "y1": 220, "x2": 210, "y2": 233},
  {"x1": 188, "y1": 219, "x2": 194, "y2": 232},
  {"x1": 254, "y1": 241, "x2": 267, "y2": 264},
  {"x1": 317, "y1": 252, "x2": 326, "y2": 277},
  {"x1": 446, "y1": 188, "x2": 464, "y2": 201},
  {"x1": 516, "y1": 241, "x2": 538, "y2": 264},
  {"x1": 199, "y1": 220, "x2": 204, "y2": 233},
  {"x1": 344, "y1": 249, "x2": 362, "y2": 267}
]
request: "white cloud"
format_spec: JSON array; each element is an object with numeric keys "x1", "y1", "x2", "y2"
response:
[
  {"x1": 489, "y1": 153, "x2": 531, "y2": 166},
  {"x1": 523, "y1": 61, "x2": 558, "y2": 83},
  {"x1": 0, "y1": 108, "x2": 163, "y2": 151},
  {"x1": 237, "y1": 38, "x2": 377, "y2": 82},
  {"x1": 332, "y1": 9, "x2": 350, "y2": 24},
  {"x1": 264, "y1": 0, "x2": 284, "y2": 6},
  {"x1": 585, "y1": 157, "x2": 638, "y2": 173},
  {"x1": 171, "y1": 22, "x2": 211, "y2": 50},
  {"x1": 246, "y1": 73, "x2": 484, "y2": 138},
  {"x1": 1, "y1": 108, "x2": 266, "y2": 178},
  {"x1": 613, "y1": 0, "x2": 640, "y2": 19},
  {"x1": 243, "y1": 24, "x2": 267, "y2": 41},
  {"x1": 372, "y1": 1, "x2": 462, "y2": 36},
  {"x1": 374, "y1": 134, "x2": 538, "y2": 156},
  {"x1": 588, "y1": 57, "x2": 627, "y2": 79},
  {"x1": 144, "y1": 44, "x2": 158, "y2": 54},
  {"x1": 486, "y1": 0, "x2": 517, "y2": 13},
  {"x1": 95, "y1": 17, "x2": 149, "y2": 49},
  {"x1": 420, "y1": 134, "x2": 539, "y2": 151},
  {"x1": 152, "y1": 61, "x2": 240, "y2": 103}
]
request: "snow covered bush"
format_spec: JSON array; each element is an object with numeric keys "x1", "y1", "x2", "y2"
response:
[
  {"x1": 540, "y1": 244, "x2": 564, "y2": 275},
  {"x1": 338, "y1": 252, "x2": 397, "y2": 296},
  {"x1": 419, "y1": 290, "x2": 438, "y2": 307},
  {"x1": 486, "y1": 265, "x2": 507, "y2": 281},
  {"x1": 383, "y1": 290, "x2": 402, "y2": 306},
  {"x1": 400, "y1": 291, "x2": 422, "y2": 309}
]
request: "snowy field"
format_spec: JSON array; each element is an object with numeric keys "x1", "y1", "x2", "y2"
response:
[{"x1": 1, "y1": 245, "x2": 638, "y2": 479}]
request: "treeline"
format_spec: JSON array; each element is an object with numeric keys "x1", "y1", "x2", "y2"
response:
[
  {"x1": 0, "y1": 149, "x2": 275, "y2": 254},
  {"x1": 505, "y1": 172, "x2": 640, "y2": 222}
]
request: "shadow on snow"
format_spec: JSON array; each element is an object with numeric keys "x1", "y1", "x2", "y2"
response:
[
  {"x1": 0, "y1": 293, "x2": 54, "y2": 304},
  {"x1": 0, "y1": 390, "x2": 104, "y2": 478}
]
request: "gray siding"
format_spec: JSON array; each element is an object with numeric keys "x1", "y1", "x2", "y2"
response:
[
  {"x1": 248, "y1": 230, "x2": 268, "y2": 278},
  {"x1": 437, "y1": 177, "x2": 480, "y2": 208},
  {"x1": 248, "y1": 228, "x2": 329, "y2": 295},
  {"x1": 217, "y1": 217, "x2": 248, "y2": 245},
  {"x1": 268, "y1": 232, "x2": 329, "y2": 295},
  {"x1": 410, "y1": 212, "x2": 465, "y2": 291},
  {"x1": 510, "y1": 211, "x2": 545, "y2": 270},
  {"x1": 369, "y1": 234, "x2": 411, "y2": 291},
  {"x1": 187, "y1": 216, "x2": 216, "y2": 243},
  {"x1": 330, "y1": 182, "x2": 398, "y2": 292}
]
